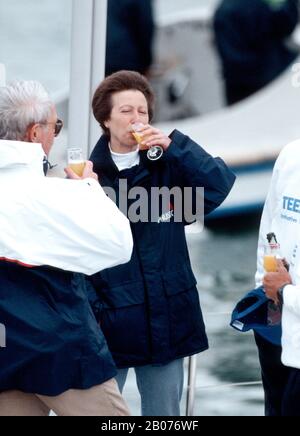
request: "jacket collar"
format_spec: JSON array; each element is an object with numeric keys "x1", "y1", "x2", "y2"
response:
[
  {"x1": 0, "y1": 140, "x2": 45, "y2": 176},
  {"x1": 90, "y1": 135, "x2": 152, "y2": 185}
]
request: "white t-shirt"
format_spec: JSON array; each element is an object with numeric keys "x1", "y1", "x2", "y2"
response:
[{"x1": 109, "y1": 144, "x2": 140, "y2": 171}]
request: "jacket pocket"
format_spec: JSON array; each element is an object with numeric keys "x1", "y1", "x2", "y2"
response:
[
  {"x1": 99, "y1": 281, "x2": 149, "y2": 361},
  {"x1": 101, "y1": 280, "x2": 145, "y2": 308},
  {"x1": 162, "y1": 267, "x2": 203, "y2": 350},
  {"x1": 162, "y1": 267, "x2": 197, "y2": 296}
]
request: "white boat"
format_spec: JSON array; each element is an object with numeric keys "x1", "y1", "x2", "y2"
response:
[
  {"x1": 156, "y1": 64, "x2": 300, "y2": 220},
  {"x1": 150, "y1": 8, "x2": 300, "y2": 220}
]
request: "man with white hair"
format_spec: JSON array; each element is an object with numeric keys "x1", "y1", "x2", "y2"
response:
[{"x1": 0, "y1": 80, "x2": 133, "y2": 416}]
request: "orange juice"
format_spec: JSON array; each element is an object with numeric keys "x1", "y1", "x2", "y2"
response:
[
  {"x1": 132, "y1": 131, "x2": 149, "y2": 151},
  {"x1": 263, "y1": 255, "x2": 277, "y2": 272},
  {"x1": 69, "y1": 161, "x2": 86, "y2": 177},
  {"x1": 132, "y1": 131, "x2": 143, "y2": 144}
]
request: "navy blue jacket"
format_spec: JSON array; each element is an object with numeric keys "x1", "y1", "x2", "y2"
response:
[
  {"x1": 213, "y1": 0, "x2": 298, "y2": 89},
  {"x1": 0, "y1": 261, "x2": 116, "y2": 396},
  {"x1": 105, "y1": 0, "x2": 154, "y2": 76},
  {"x1": 89, "y1": 130, "x2": 236, "y2": 368}
]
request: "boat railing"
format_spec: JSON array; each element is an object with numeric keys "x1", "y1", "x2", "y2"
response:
[{"x1": 185, "y1": 310, "x2": 263, "y2": 417}]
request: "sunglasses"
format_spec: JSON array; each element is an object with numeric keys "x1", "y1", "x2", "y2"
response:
[{"x1": 39, "y1": 119, "x2": 63, "y2": 137}]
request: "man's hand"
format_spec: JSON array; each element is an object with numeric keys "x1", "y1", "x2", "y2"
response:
[
  {"x1": 64, "y1": 160, "x2": 98, "y2": 181},
  {"x1": 263, "y1": 259, "x2": 292, "y2": 304}
]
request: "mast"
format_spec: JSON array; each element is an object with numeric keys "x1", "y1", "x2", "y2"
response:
[{"x1": 68, "y1": 0, "x2": 107, "y2": 156}]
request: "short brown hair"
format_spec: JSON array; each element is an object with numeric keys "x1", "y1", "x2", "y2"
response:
[{"x1": 92, "y1": 70, "x2": 155, "y2": 136}]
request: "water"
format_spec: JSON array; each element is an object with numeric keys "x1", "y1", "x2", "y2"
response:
[
  {"x1": 185, "y1": 220, "x2": 264, "y2": 416},
  {"x1": 0, "y1": 0, "x2": 265, "y2": 415}
]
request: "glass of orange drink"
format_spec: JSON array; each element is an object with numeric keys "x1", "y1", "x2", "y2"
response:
[
  {"x1": 263, "y1": 254, "x2": 278, "y2": 272},
  {"x1": 67, "y1": 148, "x2": 86, "y2": 177}
]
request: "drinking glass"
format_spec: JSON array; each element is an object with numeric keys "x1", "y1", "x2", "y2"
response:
[
  {"x1": 67, "y1": 148, "x2": 86, "y2": 177},
  {"x1": 263, "y1": 246, "x2": 278, "y2": 272},
  {"x1": 131, "y1": 123, "x2": 164, "y2": 161}
]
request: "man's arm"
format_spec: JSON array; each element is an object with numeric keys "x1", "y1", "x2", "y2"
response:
[
  {"x1": 281, "y1": 284, "x2": 300, "y2": 316},
  {"x1": 31, "y1": 177, "x2": 133, "y2": 275}
]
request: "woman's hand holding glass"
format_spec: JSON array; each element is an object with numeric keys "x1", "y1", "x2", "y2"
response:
[{"x1": 131, "y1": 123, "x2": 171, "y2": 160}]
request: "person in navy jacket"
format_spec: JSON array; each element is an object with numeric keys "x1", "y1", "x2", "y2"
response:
[
  {"x1": 105, "y1": 0, "x2": 154, "y2": 76},
  {"x1": 0, "y1": 80, "x2": 133, "y2": 416},
  {"x1": 89, "y1": 70, "x2": 236, "y2": 416},
  {"x1": 213, "y1": 0, "x2": 298, "y2": 105}
]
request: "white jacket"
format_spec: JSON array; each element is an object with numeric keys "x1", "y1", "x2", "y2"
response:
[
  {"x1": 256, "y1": 139, "x2": 300, "y2": 369},
  {"x1": 0, "y1": 140, "x2": 133, "y2": 275}
]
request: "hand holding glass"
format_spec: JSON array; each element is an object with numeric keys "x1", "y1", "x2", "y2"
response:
[
  {"x1": 131, "y1": 123, "x2": 164, "y2": 161},
  {"x1": 263, "y1": 244, "x2": 279, "y2": 272},
  {"x1": 263, "y1": 254, "x2": 277, "y2": 272},
  {"x1": 67, "y1": 148, "x2": 86, "y2": 177}
]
